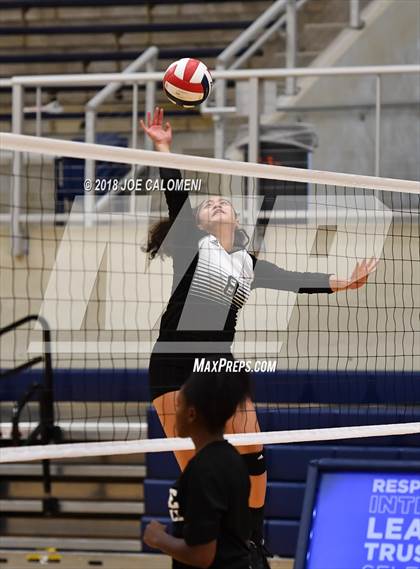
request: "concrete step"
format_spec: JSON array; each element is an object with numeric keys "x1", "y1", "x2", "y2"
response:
[
  {"x1": 300, "y1": 0, "x2": 352, "y2": 25},
  {"x1": 0, "y1": 498, "x2": 144, "y2": 515},
  {"x1": 0, "y1": 536, "x2": 140, "y2": 552},
  {"x1": 1, "y1": 4, "x2": 272, "y2": 29},
  {"x1": 1, "y1": 516, "x2": 140, "y2": 538},
  {"x1": 1, "y1": 479, "x2": 144, "y2": 501},
  {"x1": 21, "y1": 3, "x2": 272, "y2": 23},
  {"x1": 0, "y1": 463, "x2": 146, "y2": 479},
  {"x1": 0, "y1": 10, "x2": 23, "y2": 24},
  {"x1": 300, "y1": 22, "x2": 346, "y2": 52},
  {"x1": 0, "y1": 29, "x2": 242, "y2": 51}
]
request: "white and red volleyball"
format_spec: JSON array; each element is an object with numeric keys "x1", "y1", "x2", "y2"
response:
[{"x1": 163, "y1": 58, "x2": 213, "y2": 108}]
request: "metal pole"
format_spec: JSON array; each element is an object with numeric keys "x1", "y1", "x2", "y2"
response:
[
  {"x1": 375, "y1": 74, "x2": 381, "y2": 177},
  {"x1": 214, "y1": 63, "x2": 227, "y2": 159},
  {"x1": 248, "y1": 78, "x2": 260, "y2": 164},
  {"x1": 132, "y1": 83, "x2": 139, "y2": 150},
  {"x1": 35, "y1": 86, "x2": 42, "y2": 137},
  {"x1": 130, "y1": 83, "x2": 139, "y2": 213},
  {"x1": 247, "y1": 78, "x2": 259, "y2": 227},
  {"x1": 285, "y1": 0, "x2": 298, "y2": 96},
  {"x1": 84, "y1": 109, "x2": 96, "y2": 224},
  {"x1": 11, "y1": 83, "x2": 26, "y2": 256},
  {"x1": 145, "y1": 59, "x2": 156, "y2": 151},
  {"x1": 350, "y1": 0, "x2": 363, "y2": 29}
]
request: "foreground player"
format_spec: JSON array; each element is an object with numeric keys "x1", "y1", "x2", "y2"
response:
[
  {"x1": 141, "y1": 107, "x2": 378, "y2": 567},
  {"x1": 143, "y1": 368, "x2": 251, "y2": 568}
]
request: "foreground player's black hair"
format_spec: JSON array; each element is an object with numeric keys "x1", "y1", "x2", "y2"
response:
[{"x1": 182, "y1": 364, "x2": 251, "y2": 434}]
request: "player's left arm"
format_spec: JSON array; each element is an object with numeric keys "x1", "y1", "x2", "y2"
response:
[
  {"x1": 251, "y1": 256, "x2": 378, "y2": 294},
  {"x1": 143, "y1": 521, "x2": 216, "y2": 569}
]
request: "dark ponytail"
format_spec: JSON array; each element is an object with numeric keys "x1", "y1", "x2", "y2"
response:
[
  {"x1": 183, "y1": 363, "x2": 251, "y2": 433},
  {"x1": 142, "y1": 217, "x2": 173, "y2": 260}
]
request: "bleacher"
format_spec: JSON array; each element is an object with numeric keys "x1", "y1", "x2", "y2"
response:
[
  {"x1": 2, "y1": 367, "x2": 419, "y2": 557},
  {"x1": 0, "y1": 0, "x2": 366, "y2": 140}
]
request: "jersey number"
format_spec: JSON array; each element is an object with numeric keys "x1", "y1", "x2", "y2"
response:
[
  {"x1": 168, "y1": 488, "x2": 184, "y2": 523},
  {"x1": 224, "y1": 276, "x2": 239, "y2": 298}
]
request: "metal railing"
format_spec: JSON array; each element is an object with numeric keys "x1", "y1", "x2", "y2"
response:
[
  {"x1": 84, "y1": 46, "x2": 158, "y2": 219},
  {"x1": 0, "y1": 315, "x2": 61, "y2": 514},
  {"x1": 3, "y1": 64, "x2": 420, "y2": 255},
  {"x1": 203, "y1": 0, "x2": 362, "y2": 157},
  {"x1": 7, "y1": 47, "x2": 159, "y2": 253},
  {"x1": 207, "y1": 0, "x2": 307, "y2": 158}
]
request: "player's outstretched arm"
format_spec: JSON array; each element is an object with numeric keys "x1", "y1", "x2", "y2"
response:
[
  {"x1": 141, "y1": 106, "x2": 184, "y2": 217},
  {"x1": 251, "y1": 256, "x2": 378, "y2": 294},
  {"x1": 251, "y1": 256, "x2": 332, "y2": 294},
  {"x1": 143, "y1": 520, "x2": 216, "y2": 569}
]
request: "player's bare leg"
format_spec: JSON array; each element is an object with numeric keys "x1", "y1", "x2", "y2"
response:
[
  {"x1": 153, "y1": 391, "x2": 195, "y2": 471},
  {"x1": 225, "y1": 399, "x2": 271, "y2": 569}
]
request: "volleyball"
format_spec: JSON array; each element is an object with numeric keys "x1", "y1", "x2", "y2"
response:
[{"x1": 163, "y1": 58, "x2": 213, "y2": 108}]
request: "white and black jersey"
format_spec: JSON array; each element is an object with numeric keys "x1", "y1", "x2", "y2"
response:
[
  {"x1": 169, "y1": 440, "x2": 251, "y2": 569},
  {"x1": 148, "y1": 168, "x2": 333, "y2": 399}
]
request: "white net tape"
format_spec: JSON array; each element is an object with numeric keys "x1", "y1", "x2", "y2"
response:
[
  {"x1": 1, "y1": 132, "x2": 419, "y2": 194},
  {"x1": 2, "y1": 423, "x2": 420, "y2": 463}
]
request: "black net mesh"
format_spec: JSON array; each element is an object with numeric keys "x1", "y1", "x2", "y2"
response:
[{"x1": 1, "y1": 142, "x2": 419, "y2": 446}]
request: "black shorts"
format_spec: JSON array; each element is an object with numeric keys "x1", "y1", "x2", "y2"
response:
[{"x1": 148, "y1": 348, "x2": 235, "y2": 401}]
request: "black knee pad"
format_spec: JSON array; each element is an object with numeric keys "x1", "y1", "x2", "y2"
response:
[{"x1": 241, "y1": 449, "x2": 266, "y2": 476}]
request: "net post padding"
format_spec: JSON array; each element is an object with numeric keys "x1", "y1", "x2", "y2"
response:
[{"x1": 1, "y1": 423, "x2": 419, "y2": 463}]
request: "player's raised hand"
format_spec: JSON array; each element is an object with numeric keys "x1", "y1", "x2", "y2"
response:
[
  {"x1": 140, "y1": 107, "x2": 172, "y2": 152},
  {"x1": 329, "y1": 257, "x2": 379, "y2": 292},
  {"x1": 347, "y1": 258, "x2": 379, "y2": 289}
]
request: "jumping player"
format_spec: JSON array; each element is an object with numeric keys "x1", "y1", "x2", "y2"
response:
[{"x1": 141, "y1": 107, "x2": 378, "y2": 568}]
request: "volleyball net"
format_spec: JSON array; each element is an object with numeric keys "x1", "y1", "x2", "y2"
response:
[{"x1": 0, "y1": 133, "x2": 419, "y2": 463}]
